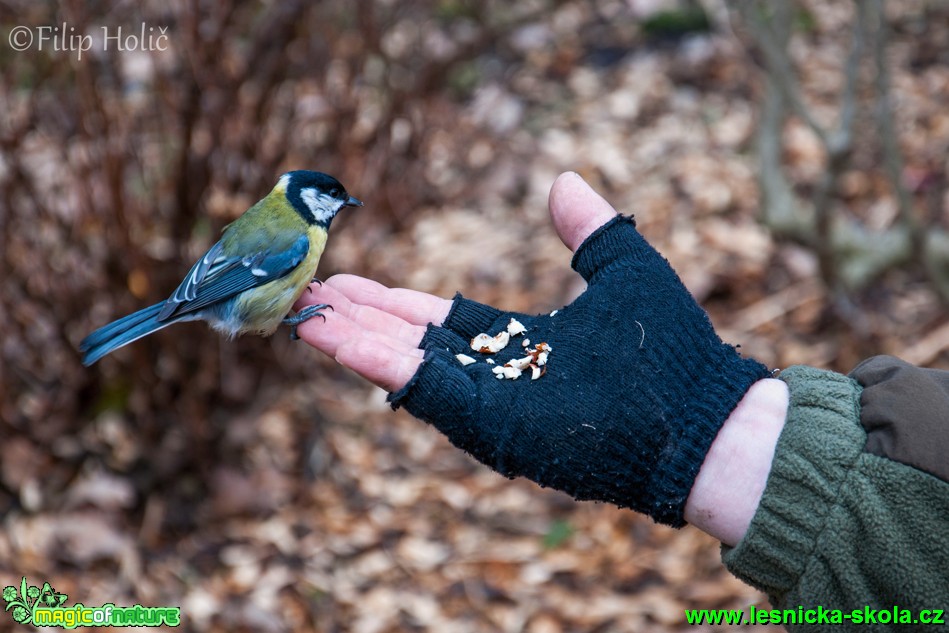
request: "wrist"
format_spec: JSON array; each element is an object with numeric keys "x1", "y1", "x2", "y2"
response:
[{"x1": 684, "y1": 378, "x2": 789, "y2": 546}]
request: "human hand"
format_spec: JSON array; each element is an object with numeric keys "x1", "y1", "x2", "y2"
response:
[
  {"x1": 297, "y1": 172, "x2": 772, "y2": 527},
  {"x1": 296, "y1": 172, "x2": 619, "y2": 393}
]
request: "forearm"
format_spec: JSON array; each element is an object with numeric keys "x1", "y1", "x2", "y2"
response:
[{"x1": 684, "y1": 378, "x2": 789, "y2": 546}]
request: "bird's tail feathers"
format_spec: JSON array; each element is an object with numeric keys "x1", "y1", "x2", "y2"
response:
[{"x1": 80, "y1": 302, "x2": 173, "y2": 366}]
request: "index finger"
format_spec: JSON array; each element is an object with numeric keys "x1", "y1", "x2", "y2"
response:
[
  {"x1": 325, "y1": 275, "x2": 453, "y2": 327},
  {"x1": 297, "y1": 280, "x2": 429, "y2": 348}
]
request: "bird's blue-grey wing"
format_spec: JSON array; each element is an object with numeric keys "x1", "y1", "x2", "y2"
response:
[
  {"x1": 157, "y1": 234, "x2": 309, "y2": 321},
  {"x1": 160, "y1": 241, "x2": 226, "y2": 311}
]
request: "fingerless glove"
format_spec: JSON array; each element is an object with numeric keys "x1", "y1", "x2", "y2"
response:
[{"x1": 389, "y1": 215, "x2": 770, "y2": 526}]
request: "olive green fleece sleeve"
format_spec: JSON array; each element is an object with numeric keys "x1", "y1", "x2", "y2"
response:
[{"x1": 721, "y1": 366, "x2": 949, "y2": 626}]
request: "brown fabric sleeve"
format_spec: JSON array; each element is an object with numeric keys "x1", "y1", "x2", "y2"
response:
[{"x1": 849, "y1": 355, "x2": 949, "y2": 483}]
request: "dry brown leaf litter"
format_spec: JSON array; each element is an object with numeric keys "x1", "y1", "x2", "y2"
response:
[{"x1": 2, "y1": 0, "x2": 948, "y2": 631}]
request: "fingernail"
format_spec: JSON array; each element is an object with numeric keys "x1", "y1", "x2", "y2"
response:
[{"x1": 556, "y1": 171, "x2": 586, "y2": 188}]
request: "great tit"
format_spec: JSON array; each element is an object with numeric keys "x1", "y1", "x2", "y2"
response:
[{"x1": 80, "y1": 170, "x2": 361, "y2": 366}]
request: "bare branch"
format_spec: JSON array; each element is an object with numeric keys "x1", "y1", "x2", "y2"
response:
[
  {"x1": 832, "y1": 0, "x2": 867, "y2": 156},
  {"x1": 755, "y1": 67, "x2": 814, "y2": 241},
  {"x1": 869, "y1": 0, "x2": 916, "y2": 237},
  {"x1": 811, "y1": 1, "x2": 868, "y2": 291},
  {"x1": 739, "y1": 0, "x2": 829, "y2": 145}
]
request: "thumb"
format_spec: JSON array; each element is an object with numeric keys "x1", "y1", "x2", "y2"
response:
[{"x1": 548, "y1": 172, "x2": 619, "y2": 253}]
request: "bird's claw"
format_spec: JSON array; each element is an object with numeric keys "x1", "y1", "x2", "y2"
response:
[
  {"x1": 284, "y1": 303, "x2": 333, "y2": 340},
  {"x1": 306, "y1": 277, "x2": 324, "y2": 294}
]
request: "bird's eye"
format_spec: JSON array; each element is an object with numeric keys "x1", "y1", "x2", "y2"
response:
[{"x1": 329, "y1": 188, "x2": 340, "y2": 198}]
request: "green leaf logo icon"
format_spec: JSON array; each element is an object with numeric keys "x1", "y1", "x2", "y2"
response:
[{"x1": 2, "y1": 576, "x2": 68, "y2": 625}]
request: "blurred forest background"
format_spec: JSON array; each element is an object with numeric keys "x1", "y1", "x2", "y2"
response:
[{"x1": 1, "y1": 0, "x2": 948, "y2": 630}]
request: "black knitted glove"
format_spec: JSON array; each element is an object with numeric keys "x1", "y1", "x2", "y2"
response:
[{"x1": 388, "y1": 215, "x2": 771, "y2": 526}]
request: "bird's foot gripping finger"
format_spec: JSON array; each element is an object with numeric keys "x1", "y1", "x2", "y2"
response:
[{"x1": 284, "y1": 303, "x2": 333, "y2": 340}]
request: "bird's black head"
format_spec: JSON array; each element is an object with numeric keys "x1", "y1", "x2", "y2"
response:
[{"x1": 280, "y1": 170, "x2": 362, "y2": 226}]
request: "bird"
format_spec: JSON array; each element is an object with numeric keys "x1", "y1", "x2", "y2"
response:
[{"x1": 79, "y1": 170, "x2": 362, "y2": 366}]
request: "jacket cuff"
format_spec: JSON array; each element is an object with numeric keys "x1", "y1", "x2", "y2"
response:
[{"x1": 721, "y1": 366, "x2": 865, "y2": 597}]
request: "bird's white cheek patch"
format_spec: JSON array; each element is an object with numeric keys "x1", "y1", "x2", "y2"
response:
[{"x1": 300, "y1": 188, "x2": 338, "y2": 224}]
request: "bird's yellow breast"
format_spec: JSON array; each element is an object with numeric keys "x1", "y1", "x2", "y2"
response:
[{"x1": 233, "y1": 224, "x2": 328, "y2": 336}]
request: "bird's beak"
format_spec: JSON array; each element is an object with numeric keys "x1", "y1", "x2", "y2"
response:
[{"x1": 345, "y1": 195, "x2": 363, "y2": 208}]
